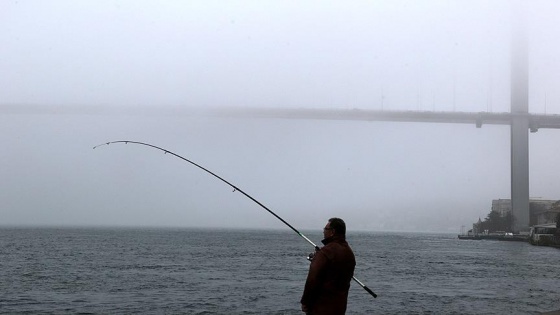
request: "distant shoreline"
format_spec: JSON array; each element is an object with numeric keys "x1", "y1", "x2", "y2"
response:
[{"x1": 0, "y1": 224, "x2": 457, "y2": 235}]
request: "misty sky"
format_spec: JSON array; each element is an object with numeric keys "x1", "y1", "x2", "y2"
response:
[{"x1": 1, "y1": 0, "x2": 560, "y2": 233}]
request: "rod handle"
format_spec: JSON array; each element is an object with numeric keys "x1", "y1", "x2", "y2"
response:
[{"x1": 363, "y1": 285, "x2": 377, "y2": 298}]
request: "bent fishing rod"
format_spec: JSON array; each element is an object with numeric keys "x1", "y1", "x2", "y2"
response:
[{"x1": 94, "y1": 140, "x2": 377, "y2": 298}]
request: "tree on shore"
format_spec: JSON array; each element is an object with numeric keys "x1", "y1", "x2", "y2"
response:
[{"x1": 476, "y1": 210, "x2": 514, "y2": 233}]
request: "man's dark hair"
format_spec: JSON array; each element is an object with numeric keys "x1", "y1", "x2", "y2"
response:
[{"x1": 328, "y1": 217, "x2": 346, "y2": 236}]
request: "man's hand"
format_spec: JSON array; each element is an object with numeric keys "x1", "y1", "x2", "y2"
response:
[{"x1": 301, "y1": 303, "x2": 309, "y2": 313}]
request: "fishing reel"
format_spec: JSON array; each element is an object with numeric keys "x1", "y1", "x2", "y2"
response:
[{"x1": 306, "y1": 251, "x2": 315, "y2": 261}]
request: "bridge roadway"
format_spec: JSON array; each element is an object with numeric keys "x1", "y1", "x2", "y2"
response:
[
  {"x1": 214, "y1": 107, "x2": 560, "y2": 132},
  {"x1": 6, "y1": 104, "x2": 560, "y2": 132}
]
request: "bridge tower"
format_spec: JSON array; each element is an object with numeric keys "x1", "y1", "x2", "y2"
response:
[{"x1": 510, "y1": 4, "x2": 530, "y2": 232}]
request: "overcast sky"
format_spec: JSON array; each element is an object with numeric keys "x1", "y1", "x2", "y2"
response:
[{"x1": 1, "y1": 0, "x2": 560, "y2": 233}]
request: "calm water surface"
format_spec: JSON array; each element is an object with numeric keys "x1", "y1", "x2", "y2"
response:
[{"x1": 1, "y1": 227, "x2": 559, "y2": 314}]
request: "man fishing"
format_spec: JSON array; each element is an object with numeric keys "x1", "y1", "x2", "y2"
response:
[
  {"x1": 301, "y1": 217, "x2": 356, "y2": 315},
  {"x1": 95, "y1": 141, "x2": 375, "y2": 302}
]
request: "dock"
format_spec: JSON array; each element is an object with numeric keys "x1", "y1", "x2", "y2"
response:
[{"x1": 458, "y1": 234, "x2": 528, "y2": 242}]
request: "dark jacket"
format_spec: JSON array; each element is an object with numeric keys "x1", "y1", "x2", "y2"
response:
[{"x1": 301, "y1": 235, "x2": 356, "y2": 315}]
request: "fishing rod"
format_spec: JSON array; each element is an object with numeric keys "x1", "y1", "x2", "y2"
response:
[{"x1": 93, "y1": 140, "x2": 377, "y2": 298}]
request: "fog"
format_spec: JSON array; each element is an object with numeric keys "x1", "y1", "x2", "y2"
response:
[{"x1": 1, "y1": 0, "x2": 560, "y2": 232}]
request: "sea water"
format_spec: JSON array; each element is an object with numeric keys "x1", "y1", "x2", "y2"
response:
[{"x1": 1, "y1": 227, "x2": 559, "y2": 314}]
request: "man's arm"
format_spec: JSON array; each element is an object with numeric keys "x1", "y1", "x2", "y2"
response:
[{"x1": 301, "y1": 250, "x2": 328, "y2": 310}]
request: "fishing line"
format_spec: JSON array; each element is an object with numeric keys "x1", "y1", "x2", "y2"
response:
[{"x1": 94, "y1": 140, "x2": 377, "y2": 298}]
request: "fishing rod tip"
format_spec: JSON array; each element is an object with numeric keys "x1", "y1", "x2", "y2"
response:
[{"x1": 92, "y1": 142, "x2": 111, "y2": 149}]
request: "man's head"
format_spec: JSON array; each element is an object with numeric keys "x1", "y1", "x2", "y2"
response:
[{"x1": 323, "y1": 217, "x2": 346, "y2": 238}]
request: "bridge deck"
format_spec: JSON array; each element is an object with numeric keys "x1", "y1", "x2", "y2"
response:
[
  {"x1": 217, "y1": 107, "x2": 560, "y2": 132},
  {"x1": 4, "y1": 105, "x2": 560, "y2": 131}
]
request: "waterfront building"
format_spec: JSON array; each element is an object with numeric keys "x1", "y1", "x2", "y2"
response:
[
  {"x1": 490, "y1": 198, "x2": 559, "y2": 226},
  {"x1": 492, "y1": 199, "x2": 512, "y2": 217}
]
